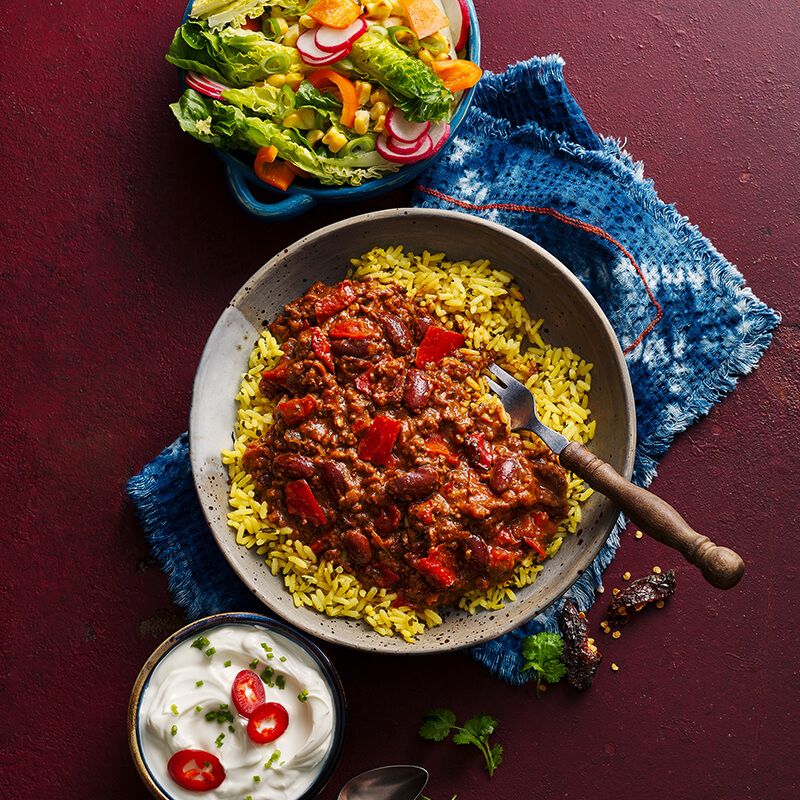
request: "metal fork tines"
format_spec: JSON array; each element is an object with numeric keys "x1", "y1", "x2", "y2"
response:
[{"x1": 486, "y1": 362, "x2": 570, "y2": 455}]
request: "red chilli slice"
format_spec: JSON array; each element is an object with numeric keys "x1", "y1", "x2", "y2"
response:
[
  {"x1": 415, "y1": 326, "x2": 465, "y2": 367},
  {"x1": 284, "y1": 479, "x2": 327, "y2": 526},
  {"x1": 167, "y1": 749, "x2": 226, "y2": 792},
  {"x1": 247, "y1": 702, "x2": 290, "y2": 744},
  {"x1": 357, "y1": 415, "x2": 402, "y2": 466},
  {"x1": 231, "y1": 669, "x2": 267, "y2": 718}
]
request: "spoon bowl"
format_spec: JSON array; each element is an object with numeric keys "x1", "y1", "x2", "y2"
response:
[{"x1": 338, "y1": 765, "x2": 429, "y2": 800}]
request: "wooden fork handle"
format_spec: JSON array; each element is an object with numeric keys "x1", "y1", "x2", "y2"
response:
[{"x1": 560, "y1": 442, "x2": 745, "y2": 589}]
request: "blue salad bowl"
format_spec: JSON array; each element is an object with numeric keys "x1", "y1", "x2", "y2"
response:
[{"x1": 176, "y1": 0, "x2": 481, "y2": 220}]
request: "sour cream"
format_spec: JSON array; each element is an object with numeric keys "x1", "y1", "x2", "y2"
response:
[{"x1": 138, "y1": 624, "x2": 337, "y2": 800}]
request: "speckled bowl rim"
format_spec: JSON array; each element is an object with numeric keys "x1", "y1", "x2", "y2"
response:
[
  {"x1": 128, "y1": 612, "x2": 347, "y2": 800},
  {"x1": 190, "y1": 208, "x2": 636, "y2": 654}
]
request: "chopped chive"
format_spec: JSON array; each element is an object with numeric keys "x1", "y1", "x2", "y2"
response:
[
  {"x1": 297, "y1": 690, "x2": 309, "y2": 702},
  {"x1": 170, "y1": 724, "x2": 178, "y2": 736},
  {"x1": 228, "y1": 724, "x2": 235, "y2": 732},
  {"x1": 261, "y1": 666, "x2": 274, "y2": 687},
  {"x1": 245, "y1": 796, "x2": 253, "y2": 800},
  {"x1": 261, "y1": 643, "x2": 272, "y2": 653},
  {"x1": 275, "y1": 675, "x2": 285, "y2": 690},
  {"x1": 205, "y1": 647, "x2": 216, "y2": 658},
  {"x1": 205, "y1": 705, "x2": 234, "y2": 724},
  {"x1": 215, "y1": 733, "x2": 225, "y2": 748},
  {"x1": 195, "y1": 706, "x2": 202, "y2": 713},
  {"x1": 170, "y1": 704, "x2": 179, "y2": 716},
  {"x1": 254, "y1": 775, "x2": 261, "y2": 783},
  {"x1": 265, "y1": 750, "x2": 281, "y2": 769},
  {"x1": 191, "y1": 635, "x2": 210, "y2": 650},
  {"x1": 249, "y1": 658, "x2": 260, "y2": 669},
  {"x1": 279, "y1": 656, "x2": 287, "y2": 663},
  {"x1": 224, "y1": 659, "x2": 232, "y2": 667},
  {"x1": 195, "y1": 680, "x2": 204, "y2": 687}
]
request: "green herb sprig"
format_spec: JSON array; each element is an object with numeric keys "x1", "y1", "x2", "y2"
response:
[
  {"x1": 419, "y1": 709, "x2": 503, "y2": 776},
  {"x1": 520, "y1": 632, "x2": 566, "y2": 688}
]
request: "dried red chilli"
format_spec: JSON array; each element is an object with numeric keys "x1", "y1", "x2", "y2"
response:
[
  {"x1": 607, "y1": 569, "x2": 676, "y2": 623},
  {"x1": 559, "y1": 599, "x2": 602, "y2": 690}
]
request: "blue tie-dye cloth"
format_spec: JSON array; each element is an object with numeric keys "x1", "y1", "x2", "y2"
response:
[{"x1": 127, "y1": 56, "x2": 779, "y2": 686}]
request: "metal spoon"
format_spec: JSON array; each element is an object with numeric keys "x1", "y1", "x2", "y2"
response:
[
  {"x1": 338, "y1": 765, "x2": 429, "y2": 800},
  {"x1": 486, "y1": 362, "x2": 745, "y2": 589}
]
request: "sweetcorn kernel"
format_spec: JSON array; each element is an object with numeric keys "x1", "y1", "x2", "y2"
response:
[
  {"x1": 266, "y1": 73, "x2": 287, "y2": 88},
  {"x1": 355, "y1": 81, "x2": 372, "y2": 106},
  {"x1": 322, "y1": 127, "x2": 347, "y2": 153},
  {"x1": 369, "y1": 88, "x2": 391, "y2": 106},
  {"x1": 283, "y1": 23, "x2": 300, "y2": 47},
  {"x1": 298, "y1": 14, "x2": 315, "y2": 28},
  {"x1": 418, "y1": 48, "x2": 434, "y2": 65},
  {"x1": 353, "y1": 109, "x2": 370, "y2": 135},
  {"x1": 365, "y1": 0, "x2": 392, "y2": 20},
  {"x1": 307, "y1": 129, "x2": 325, "y2": 146},
  {"x1": 370, "y1": 101, "x2": 387, "y2": 120},
  {"x1": 285, "y1": 72, "x2": 304, "y2": 90},
  {"x1": 373, "y1": 114, "x2": 386, "y2": 132}
]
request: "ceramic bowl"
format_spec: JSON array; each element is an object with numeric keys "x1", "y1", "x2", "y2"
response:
[
  {"x1": 176, "y1": 0, "x2": 481, "y2": 220},
  {"x1": 128, "y1": 612, "x2": 346, "y2": 800},
  {"x1": 190, "y1": 208, "x2": 636, "y2": 653}
]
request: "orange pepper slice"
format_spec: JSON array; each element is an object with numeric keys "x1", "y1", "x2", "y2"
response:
[
  {"x1": 254, "y1": 157, "x2": 296, "y2": 191},
  {"x1": 306, "y1": 69, "x2": 358, "y2": 128},
  {"x1": 430, "y1": 58, "x2": 483, "y2": 92},
  {"x1": 400, "y1": 0, "x2": 449, "y2": 40},
  {"x1": 307, "y1": 0, "x2": 362, "y2": 29}
]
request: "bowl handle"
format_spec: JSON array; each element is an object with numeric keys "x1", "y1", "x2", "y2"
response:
[{"x1": 225, "y1": 165, "x2": 317, "y2": 220}]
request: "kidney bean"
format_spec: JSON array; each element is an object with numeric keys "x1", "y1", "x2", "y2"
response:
[
  {"x1": 464, "y1": 534, "x2": 490, "y2": 570},
  {"x1": 414, "y1": 314, "x2": 436, "y2": 342},
  {"x1": 330, "y1": 339, "x2": 371, "y2": 357},
  {"x1": 489, "y1": 457, "x2": 519, "y2": 494},
  {"x1": 379, "y1": 313, "x2": 412, "y2": 354},
  {"x1": 343, "y1": 530, "x2": 372, "y2": 564},
  {"x1": 403, "y1": 370, "x2": 432, "y2": 412},
  {"x1": 387, "y1": 467, "x2": 439, "y2": 500},
  {"x1": 272, "y1": 453, "x2": 316, "y2": 479},
  {"x1": 464, "y1": 432, "x2": 495, "y2": 472},
  {"x1": 318, "y1": 459, "x2": 349, "y2": 498}
]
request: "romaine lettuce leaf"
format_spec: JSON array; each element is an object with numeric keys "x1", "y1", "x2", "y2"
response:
[
  {"x1": 222, "y1": 84, "x2": 296, "y2": 119},
  {"x1": 169, "y1": 89, "x2": 398, "y2": 186},
  {"x1": 166, "y1": 20, "x2": 301, "y2": 86},
  {"x1": 348, "y1": 28, "x2": 453, "y2": 122},
  {"x1": 190, "y1": 0, "x2": 311, "y2": 30}
]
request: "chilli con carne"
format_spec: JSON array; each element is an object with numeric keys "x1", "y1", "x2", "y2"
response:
[{"x1": 243, "y1": 280, "x2": 569, "y2": 608}]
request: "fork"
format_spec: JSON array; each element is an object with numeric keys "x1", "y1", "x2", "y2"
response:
[{"x1": 486, "y1": 363, "x2": 745, "y2": 589}]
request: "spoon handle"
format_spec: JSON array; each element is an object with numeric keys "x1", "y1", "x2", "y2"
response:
[{"x1": 559, "y1": 442, "x2": 745, "y2": 589}]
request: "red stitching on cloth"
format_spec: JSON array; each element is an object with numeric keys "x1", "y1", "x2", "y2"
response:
[{"x1": 415, "y1": 185, "x2": 664, "y2": 353}]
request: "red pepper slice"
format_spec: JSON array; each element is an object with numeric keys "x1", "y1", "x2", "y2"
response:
[
  {"x1": 464, "y1": 432, "x2": 495, "y2": 472},
  {"x1": 374, "y1": 504, "x2": 401, "y2": 535},
  {"x1": 310, "y1": 328, "x2": 334, "y2": 372},
  {"x1": 284, "y1": 479, "x2": 327, "y2": 526},
  {"x1": 315, "y1": 284, "x2": 357, "y2": 323},
  {"x1": 415, "y1": 325, "x2": 465, "y2": 367},
  {"x1": 260, "y1": 359, "x2": 290, "y2": 395},
  {"x1": 523, "y1": 535, "x2": 547, "y2": 558},
  {"x1": 167, "y1": 750, "x2": 226, "y2": 792},
  {"x1": 247, "y1": 702, "x2": 289, "y2": 744},
  {"x1": 357, "y1": 415, "x2": 402, "y2": 466},
  {"x1": 328, "y1": 318, "x2": 379, "y2": 340},
  {"x1": 231, "y1": 669, "x2": 267, "y2": 718},
  {"x1": 277, "y1": 395, "x2": 317, "y2": 426},
  {"x1": 416, "y1": 557, "x2": 457, "y2": 589},
  {"x1": 424, "y1": 434, "x2": 460, "y2": 466}
]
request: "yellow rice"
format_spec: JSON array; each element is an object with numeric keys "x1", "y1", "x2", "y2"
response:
[{"x1": 222, "y1": 247, "x2": 596, "y2": 642}]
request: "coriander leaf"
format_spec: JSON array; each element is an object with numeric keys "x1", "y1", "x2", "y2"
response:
[
  {"x1": 488, "y1": 742, "x2": 504, "y2": 773},
  {"x1": 452, "y1": 728, "x2": 480, "y2": 746},
  {"x1": 462, "y1": 714, "x2": 497, "y2": 740},
  {"x1": 419, "y1": 708, "x2": 456, "y2": 742},
  {"x1": 521, "y1": 632, "x2": 566, "y2": 684}
]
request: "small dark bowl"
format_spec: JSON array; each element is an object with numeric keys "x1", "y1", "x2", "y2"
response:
[{"x1": 128, "y1": 612, "x2": 346, "y2": 800}]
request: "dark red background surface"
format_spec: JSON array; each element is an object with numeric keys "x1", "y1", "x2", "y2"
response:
[{"x1": 2, "y1": 1, "x2": 798, "y2": 797}]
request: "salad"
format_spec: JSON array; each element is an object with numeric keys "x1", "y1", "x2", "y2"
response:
[{"x1": 166, "y1": 0, "x2": 480, "y2": 190}]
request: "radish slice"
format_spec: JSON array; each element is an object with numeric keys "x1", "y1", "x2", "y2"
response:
[
  {"x1": 376, "y1": 132, "x2": 434, "y2": 164},
  {"x1": 296, "y1": 29, "x2": 351, "y2": 65},
  {"x1": 385, "y1": 107, "x2": 431, "y2": 143},
  {"x1": 314, "y1": 18, "x2": 367, "y2": 52},
  {"x1": 442, "y1": 0, "x2": 470, "y2": 51},
  {"x1": 387, "y1": 134, "x2": 433, "y2": 154},
  {"x1": 427, "y1": 121, "x2": 452, "y2": 156},
  {"x1": 185, "y1": 71, "x2": 230, "y2": 100}
]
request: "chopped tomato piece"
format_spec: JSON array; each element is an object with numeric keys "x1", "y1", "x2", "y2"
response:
[
  {"x1": 277, "y1": 395, "x2": 317, "y2": 426},
  {"x1": 307, "y1": 0, "x2": 362, "y2": 29},
  {"x1": 328, "y1": 318, "x2": 379, "y2": 339},
  {"x1": 357, "y1": 415, "x2": 402, "y2": 466},
  {"x1": 377, "y1": 562, "x2": 400, "y2": 588},
  {"x1": 231, "y1": 669, "x2": 267, "y2": 718},
  {"x1": 310, "y1": 328, "x2": 334, "y2": 372},
  {"x1": 416, "y1": 557, "x2": 457, "y2": 589},
  {"x1": 284, "y1": 479, "x2": 327, "y2": 526},
  {"x1": 315, "y1": 284, "x2": 357, "y2": 323},
  {"x1": 415, "y1": 326, "x2": 465, "y2": 367},
  {"x1": 167, "y1": 749, "x2": 226, "y2": 792},
  {"x1": 464, "y1": 432, "x2": 494, "y2": 471},
  {"x1": 247, "y1": 702, "x2": 289, "y2": 744}
]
